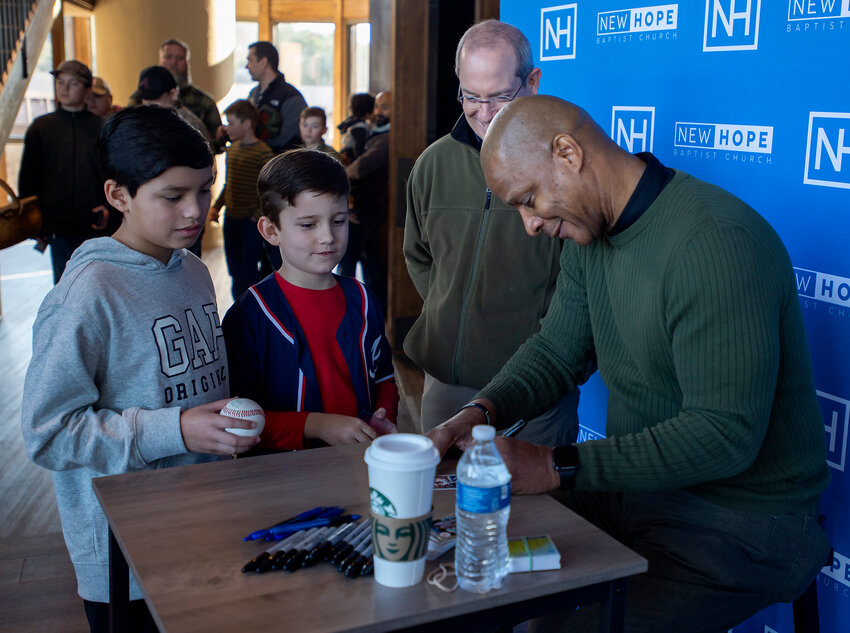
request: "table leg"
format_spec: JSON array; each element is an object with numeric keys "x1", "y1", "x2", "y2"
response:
[
  {"x1": 108, "y1": 525, "x2": 129, "y2": 633},
  {"x1": 598, "y1": 578, "x2": 627, "y2": 633}
]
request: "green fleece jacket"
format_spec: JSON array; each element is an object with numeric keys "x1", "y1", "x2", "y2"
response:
[
  {"x1": 403, "y1": 117, "x2": 562, "y2": 389},
  {"x1": 482, "y1": 170, "x2": 829, "y2": 514}
]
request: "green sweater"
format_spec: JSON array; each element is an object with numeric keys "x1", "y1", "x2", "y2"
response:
[
  {"x1": 482, "y1": 171, "x2": 829, "y2": 514},
  {"x1": 403, "y1": 117, "x2": 562, "y2": 389}
]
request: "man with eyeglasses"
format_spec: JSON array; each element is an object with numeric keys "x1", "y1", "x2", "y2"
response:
[{"x1": 403, "y1": 20, "x2": 579, "y2": 445}]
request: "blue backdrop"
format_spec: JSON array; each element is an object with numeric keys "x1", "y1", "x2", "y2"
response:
[{"x1": 499, "y1": 1, "x2": 850, "y2": 631}]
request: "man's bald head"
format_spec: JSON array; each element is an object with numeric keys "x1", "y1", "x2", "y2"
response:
[
  {"x1": 481, "y1": 95, "x2": 644, "y2": 245},
  {"x1": 481, "y1": 95, "x2": 600, "y2": 179}
]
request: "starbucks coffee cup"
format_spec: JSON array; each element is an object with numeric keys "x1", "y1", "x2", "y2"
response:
[{"x1": 364, "y1": 434, "x2": 440, "y2": 587}]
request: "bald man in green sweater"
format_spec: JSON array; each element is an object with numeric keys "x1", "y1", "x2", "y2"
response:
[{"x1": 429, "y1": 96, "x2": 831, "y2": 633}]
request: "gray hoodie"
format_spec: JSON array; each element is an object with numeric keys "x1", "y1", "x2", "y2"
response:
[{"x1": 21, "y1": 237, "x2": 228, "y2": 602}]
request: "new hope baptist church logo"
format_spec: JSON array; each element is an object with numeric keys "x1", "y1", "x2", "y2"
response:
[
  {"x1": 672, "y1": 119, "x2": 774, "y2": 165},
  {"x1": 804, "y1": 112, "x2": 850, "y2": 190},
  {"x1": 795, "y1": 267, "x2": 850, "y2": 321},
  {"x1": 611, "y1": 106, "x2": 655, "y2": 153},
  {"x1": 596, "y1": 3, "x2": 679, "y2": 45},
  {"x1": 703, "y1": 0, "x2": 761, "y2": 51},
  {"x1": 787, "y1": 0, "x2": 849, "y2": 33},
  {"x1": 540, "y1": 4, "x2": 578, "y2": 61}
]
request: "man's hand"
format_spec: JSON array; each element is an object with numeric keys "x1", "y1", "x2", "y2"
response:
[
  {"x1": 305, "y1": 413, "x2": 377, "y2": 445},
  {"x1": 494, "y1": 437, "x2": 559, "y2": 495},
  {"x1": 180, "y1": 398, "x2": 261, "y2": 455},
  {"x1": 91, "y1": 205, "x2": 109, "y2": 230},
  {"x1": 427, "y1": 402, "x2": 493, "y2": 456}
]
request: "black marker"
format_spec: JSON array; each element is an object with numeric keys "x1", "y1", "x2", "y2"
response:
[
  {"x1": 346, "y1": 544, "x2": 373, "y2": 577},
  {"x1": 262, "y1": 527, "x2": 321, "y2": 573},
  {"x1": 242, "y1": 530, "x2": 303, "y2": 573},
  {"x1": 359, "y1": 557, "x2": 374, "y2": 577},
  {"x1": 283, "y1": 527, "x2": 335, "y2": 572},
  {"x1": 338, "y1": 529, "x2": 372, "y2": 572},
  {"x1": 330, "y1": 520, "x2": 370, "y2": 566},
  {"x1": 303, "y1": 522, "x2": 356, "y2": 567},
  {"x1": 270, "y1": 527, "x2": 329, "y2": 571}
]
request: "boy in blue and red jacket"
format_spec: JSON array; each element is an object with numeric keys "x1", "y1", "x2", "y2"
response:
[{"x1": 222, "y1": 149, "x2": 398, "y2": 450}]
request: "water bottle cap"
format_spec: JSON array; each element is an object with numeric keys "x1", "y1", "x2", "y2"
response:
[{"x1": 471, "y1": 425, "x2": 496, "y2": 441}]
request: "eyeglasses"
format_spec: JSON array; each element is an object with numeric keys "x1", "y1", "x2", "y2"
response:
[{"x1": 457, "y1": 76, "x2": 527, "y2": 109}]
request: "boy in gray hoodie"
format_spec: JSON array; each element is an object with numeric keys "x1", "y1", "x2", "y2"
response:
[{"x1": 21, "y1": 106, "x2": 260, "y2": 633}]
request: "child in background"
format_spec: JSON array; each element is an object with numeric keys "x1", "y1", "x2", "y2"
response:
[
  {"x1": 211, "y1": 99, "x2": 275, "y2": 299},
  {"x1": 21, "y1": 106, "x2": 259, "y2": 633},
  {"x1": 298, "y1": 106, "x2": 342, "y2": 162},
  {"x1": 222, "y1": 149, "x2": 398, "y2": 451}
]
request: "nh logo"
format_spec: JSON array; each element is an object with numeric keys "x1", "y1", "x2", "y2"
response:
[
  {"x1": 804, "y1": 112, "x2": 850, "y2": 190},
  {"x1": 540, "y1": 4, "x2": 577, "y2": 61},
  {"x1": 703, "y1": 0, "x2": 761, "y2": 51},
  {"x1": 818, "y1": 390, "x2": 849, "y2": 472},
  {"x1": 611, "y1": 107, "x2": 655, "y2": 153}
]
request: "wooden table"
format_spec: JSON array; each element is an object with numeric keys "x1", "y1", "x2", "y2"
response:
[{"x1": 92, "y1": 445, "x2": 647, "y2": 633}]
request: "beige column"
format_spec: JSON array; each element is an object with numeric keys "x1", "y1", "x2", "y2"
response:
[{"x1": 91, "y1": 0, "x2": 236, "y2": 104}]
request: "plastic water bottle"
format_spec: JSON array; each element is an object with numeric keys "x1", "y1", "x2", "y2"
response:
[{"x1": 455, "y1": 424, "x2": 511, "y2": 593}]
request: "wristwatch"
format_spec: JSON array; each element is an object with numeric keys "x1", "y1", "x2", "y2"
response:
[
  {"x1": 457, "y1": 402, "x2": 492, "y2": 426},
  {"x1": 552, "y1": 445, "x2": 578, "y2": 490}
]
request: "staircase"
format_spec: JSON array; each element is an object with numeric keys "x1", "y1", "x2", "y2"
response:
[{"x1": 0, "y1": 0, "x2": 55, "y2": 153}]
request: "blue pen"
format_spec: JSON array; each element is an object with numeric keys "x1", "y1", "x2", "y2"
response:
[
  {"x1": 268, "y1": 514, "x2": 362, "y2": 539},
  {"x1": 244, "y1": 506, "x2": 343, "y2": 541},
  {"x1": 263, "y1": 508, "x2": 347, "y2": 541}
]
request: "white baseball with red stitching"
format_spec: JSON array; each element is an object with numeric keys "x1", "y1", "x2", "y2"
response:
[{"x1": 221, "y1": 398, "x2": 265, "y2": 437}]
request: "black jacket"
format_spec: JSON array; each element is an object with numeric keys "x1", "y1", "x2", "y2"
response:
[{"x1": 18, "y1": 108, "x2": 108, "y2": 238}]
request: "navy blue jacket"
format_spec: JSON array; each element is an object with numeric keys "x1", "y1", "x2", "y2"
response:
[{"x1": 222, "y1": 274, "x2": 394, "y2": 418}]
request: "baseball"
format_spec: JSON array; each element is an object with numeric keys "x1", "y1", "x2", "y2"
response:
[{"x1": 220, "y1": 398, "x2": 265, "y2": 437}]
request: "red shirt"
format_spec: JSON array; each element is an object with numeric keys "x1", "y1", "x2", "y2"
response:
[{"x1": 259, "y1": 274, "x2": 397, "y2": 449}]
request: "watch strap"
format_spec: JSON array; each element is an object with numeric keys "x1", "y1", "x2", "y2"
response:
[
  {"x1": 457, "y1": 402, "x2": 492, "y2": 426},
  {"x1": 552, "y1": 444, "x2": 578, "y2": 490}
]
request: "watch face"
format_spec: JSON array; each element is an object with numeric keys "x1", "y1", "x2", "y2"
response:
[{"x1": 552, "y1": 445, "x2": 577, "y2": 471}]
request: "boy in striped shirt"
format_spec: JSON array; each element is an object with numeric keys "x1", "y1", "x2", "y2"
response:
[{"x1": 212, "y1": 99, "x2": 275, "y2": 299}]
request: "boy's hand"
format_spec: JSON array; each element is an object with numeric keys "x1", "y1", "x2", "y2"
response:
[
  {"x1": 366, "y1": 408, "x2": 398, "y2": 436},
  {"x1": 180, "y1": 398, "x2": 260, "y2": 455},
  {"x1": 209, "y1": 206, "x2": 220, "y2": 223},
  {"x1": 304, "y1": 413, "x2": 377, "y2": 445}
]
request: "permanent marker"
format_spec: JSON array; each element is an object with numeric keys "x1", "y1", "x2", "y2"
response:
[
  {"x1": 330, "y1": 520, "x2": 370, "y2": 566},
  {"x1": 343, "y1": 540, "x2": 372, "y2": 576},
  {"x1": 262, "y1": 528, "x2": 321, "y2": 573},
  {"x1": 303, "y1": 522, "x2": 356, "y2": 567},
  {"x1": 267, "y1": 527, "x2": 326, "y2": 572},
  {"x1": 359, "y1": 556, "x2": 374, "y2": 577},
  {"x1": 346, "y1": 544, "x2": 373, "y2": 578},
  {"x1": 243, "y1": 530, "x2": 304, "y2": 573},
  {"x1": 282, "y1": 527, "x2": 335, "y2": 572},
  {"x1": 337, "y1": 528, "x2": 371, "y2": 572}
]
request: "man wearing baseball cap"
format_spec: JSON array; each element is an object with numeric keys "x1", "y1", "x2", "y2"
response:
[
  {"x1": 85, "y1": 77, "x2": 120, "y2": 117},
  {"x1": 128, "y1": 39, "x2": 223, "y2": 150},
  {"x1": 19, "y1": 59, "x2": 112, "y2": 283}
]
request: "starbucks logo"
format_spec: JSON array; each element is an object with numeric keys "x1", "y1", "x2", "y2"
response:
[
  {"x1": 370, "y1": 510, "x2": 432, "y2": 563},
  {"x1": 370, "y1": 487, "x2": 397, "y2": 518}
]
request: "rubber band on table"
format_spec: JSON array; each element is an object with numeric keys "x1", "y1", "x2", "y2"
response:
[{"x1": 427, "y1": 563, "x2": 458, "y2": 592}]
